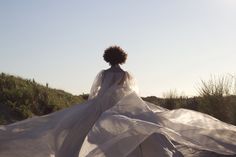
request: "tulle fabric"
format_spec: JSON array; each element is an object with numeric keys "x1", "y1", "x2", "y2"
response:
[
  {"x1": 89, "y1": 70, "x2": 139, "y2": 100},
  {"x1": 0, "y1": 70, "x2": 236, "y2": 157}
]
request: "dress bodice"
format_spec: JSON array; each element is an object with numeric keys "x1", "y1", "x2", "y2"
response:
[{"x1": 88, "y1": 70, "x2": 138, "y2": 100}]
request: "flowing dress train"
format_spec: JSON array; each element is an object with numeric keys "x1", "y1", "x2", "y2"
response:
[{"x1": 0, "y1": 70, "x2": 236, "y2": 157}]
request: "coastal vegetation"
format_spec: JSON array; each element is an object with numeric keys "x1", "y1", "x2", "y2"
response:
[
  {"x1": 144, "y1": 75, "x2": 236, "y2": 125},
  {"x1": 0, "y1": 73, "x2": 85, "y2": 124},
  {"x1": 1, "y1": 73, "x2": 236, "y2": 125}
]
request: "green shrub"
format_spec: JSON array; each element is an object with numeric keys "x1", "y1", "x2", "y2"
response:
[
  {"x1": 0, "y1": 73, "x2": 85, "y2": 124},
  {"x1": 197, "y1": 75, "x2": 236, "y2": 123}
]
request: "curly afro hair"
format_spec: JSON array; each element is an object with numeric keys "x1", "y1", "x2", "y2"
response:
[{"x1": 103, "y1": 46, "x2": 127, "y2": 66}]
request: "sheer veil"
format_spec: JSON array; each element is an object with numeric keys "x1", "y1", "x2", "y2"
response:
[{"x1": 89, "y1": 70, "x2": 105, "y2": 100}]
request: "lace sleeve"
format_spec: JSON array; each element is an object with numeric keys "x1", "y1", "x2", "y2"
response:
[
  {"x1": 124, "y1": 71, "x2": 139, "y2": 95},
  {"x1": 88, "y1": 70, "x2": 105, "y2": 100}
]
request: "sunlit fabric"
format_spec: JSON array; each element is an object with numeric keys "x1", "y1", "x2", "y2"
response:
[{"x1": 0, "y1": 70, "x2": 236, "y2": 157}]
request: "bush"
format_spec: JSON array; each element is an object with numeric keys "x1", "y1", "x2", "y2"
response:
[
  {"x1": 162, "y1": 90, "x2": 179, "y2": 109},
  {"x1": 0, "y1": 73, "x2": 85, "y2": 124},
  {"x1": 197, "y1": 75, "x2": 236, "y2": 123}
]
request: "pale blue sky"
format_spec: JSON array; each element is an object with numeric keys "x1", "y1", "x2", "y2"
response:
[{"x1": 0, "y1": 0, "x2": 236, "y2": 97}]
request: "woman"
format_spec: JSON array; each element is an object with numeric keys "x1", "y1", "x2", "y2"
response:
[{"x1": 0, "y1": 46, "x2": 236, "y2": 157}]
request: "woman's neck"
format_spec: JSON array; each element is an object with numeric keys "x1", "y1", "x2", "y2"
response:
[
  {"x1": 107, "y1": 64, "x2": 123, "y2": 72},
  {"x1": 111, "y1": 64, "x2": 120, "y2": 68}
]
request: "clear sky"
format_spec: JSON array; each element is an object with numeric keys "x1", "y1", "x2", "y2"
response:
[{"x1": 0, "y1": 0, "x2": 235, "y2": 97}]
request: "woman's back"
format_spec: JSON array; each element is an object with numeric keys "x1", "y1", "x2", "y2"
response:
[{"x1": 102, "y1": 66, "x2": 126, "y2": 88}]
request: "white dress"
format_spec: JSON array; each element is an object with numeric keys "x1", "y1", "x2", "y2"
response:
[{"x1": 0, "y1": 70, "x2": 236, "y2": 157}]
